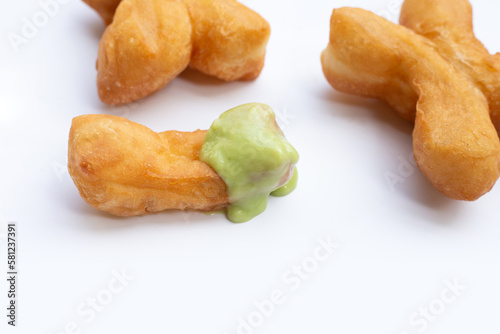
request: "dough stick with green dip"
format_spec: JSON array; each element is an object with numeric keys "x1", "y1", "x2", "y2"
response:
[
  {"x1": 68, "y1": 103, "x2": 299, "y2": 223},
  {"x1": 201, "y1": 103, "x2": 299, "y2": 223}
]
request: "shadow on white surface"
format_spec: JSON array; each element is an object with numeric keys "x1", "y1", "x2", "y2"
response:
[
  {"x1": 178, "y1": 68, "x2": 227, "y2": 86},
  {"x1": 322, "y1": 88, "x2": 413, "y2": 136},
  {"x1": 59, "y1": 182, "x2": 224, "y2": 231},
  {"x1": 77, "y1": 6, "x2": 106, "y2": 41},
  {"x1": 320, "y1": 88, "x2": 465, "y2": 222}
]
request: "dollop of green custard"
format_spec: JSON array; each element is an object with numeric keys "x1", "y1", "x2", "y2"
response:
[{"x1": 200, "y1": 103, "x2": 299, "y2": 223}]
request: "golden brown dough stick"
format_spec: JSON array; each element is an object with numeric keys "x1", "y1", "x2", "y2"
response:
[
  {"x1": 182, "y1": 0, "x2": 271, "y2": 81},
  {"x1": 84, "y1": 0, "x2": 270, "y2": 82},
  {"x1": 83, "y1": 0, "x2": 121, "y2": 25},
  {"x1": 68, "y1": 114, "x2": 229, "y2": 216},
  {"x1": 321, "y1": 8, "x2": 500, "y2": 201},
  {"x1": 97, "y1": 0, "x2": 192, "y2": 105},
  {"x1": 400, "y1": 0, "x2": 500, "y2": 131}
]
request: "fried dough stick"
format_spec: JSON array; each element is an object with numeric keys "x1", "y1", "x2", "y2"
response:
[
  {"x1": 400, "y1": 0, "x2": 500, "y2": 132},
  {"x1": 321, "y1": 8, "x2": 500, "y2": 200},
  {"x1": 85, "y1": 0, "x2": 270, "y2": 104},
  {"x1": 182, "y1": 0, "x2": 270, "y2": 81},
  {"x1": 97, "y1": 0, "x2": 192, "y2": 105},
  {"x1": 68, "y1": 114, "x2": 229, "y2": 216}
]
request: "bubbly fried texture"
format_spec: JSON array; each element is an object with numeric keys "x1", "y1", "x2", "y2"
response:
[
  {"x1": 182, "y1": 0, "x2": 270, "y2": 81},
  {"x1": 68, "y1": 114, "x2": 229, "y2": 216},
  {"x1": 97, "y1": 0, "x2": 192, "y2": 105},
  {"x1": 83, "y1": 0, "x2": 121, "y2": 25},
  {"x1": 400, "y1": 0, "x2": 500, "y2": 132},
  {"x1": 85, "y1": 0, "x2": 270, "y2": 104},
  {"x1": 321, "y1": 7, "x2": 500, "y2": 201}
]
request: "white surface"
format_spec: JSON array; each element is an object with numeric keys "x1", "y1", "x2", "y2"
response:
[{"x1": 1, "y1": 0, "x2": 500, "y2": 333}]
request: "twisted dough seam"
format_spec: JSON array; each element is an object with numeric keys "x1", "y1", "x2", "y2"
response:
[
  {"x1": 68, "y1": 114, "x2": 229, "y2": 216},
  {"x1": 400, "y1": 0, "x2": 500, "y2": 132}
]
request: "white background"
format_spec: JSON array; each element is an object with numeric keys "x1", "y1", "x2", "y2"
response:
[{"x1": 1, "y1": 0, "x2": 499, "y2": 333}]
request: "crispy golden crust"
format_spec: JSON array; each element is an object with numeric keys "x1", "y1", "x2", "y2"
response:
[
  {"x1": 83, "y1": 0, "x2": 121, "y2": 25},
  {"x1": 86, "y1": 0, "x2": 270, "y2": 104},
  {"x1": 68, "y1": 114, "x2": 229, "y2": 216},
  {"x1": 400, "y1": 0, "x2": 500, "y2": 132},
  {"x1": 183, "y1": 0, "x2": 270, "y2": 81},
  {"x1": 97, "y1": 0, "x2": 192, "y2": 105},
  {"x1": 321, "y1": 8, "x2": 500, "y2": 201}
]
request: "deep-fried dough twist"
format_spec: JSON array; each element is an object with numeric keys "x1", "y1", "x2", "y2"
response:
[
  {"x1": 85, "y1": 0, "x2": 270, "y2": 105},
  {"x1": 68, "y1": 114, "x2": 229, "y2": 216},
  {"x1": 97, "y1": 0, "x2": 193, "y2": 105},
  {"x1": 321, "y1": 8, "x2": 500, "y2": 200},
  {"x1": 182, "y1": 0, "x2": 270, "y2": 81},
  {"x1": 400, "y1": 0, "x2": 500, "y2": 132}
]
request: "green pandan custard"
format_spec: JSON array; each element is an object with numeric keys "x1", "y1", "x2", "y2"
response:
[{"x1": 200, "y1": 103, "x2": 299, "y2": 223}]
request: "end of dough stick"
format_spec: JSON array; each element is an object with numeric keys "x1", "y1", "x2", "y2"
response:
[{"x1": 200, "y1": 103, "x2": 299, "y2": 223}]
